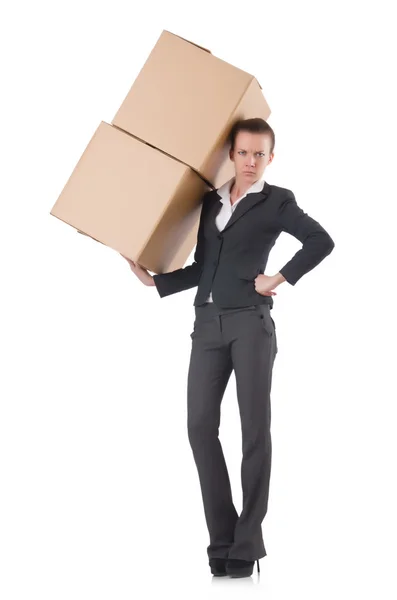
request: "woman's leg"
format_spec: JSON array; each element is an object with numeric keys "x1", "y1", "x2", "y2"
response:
[
  {"x1": 187, "y1": 308, "x2": 237, "y2": 560},
  {"x1": 225, "y1": 305, "x2": 278, "y2": 561}
]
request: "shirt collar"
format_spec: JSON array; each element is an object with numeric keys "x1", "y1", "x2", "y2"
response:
[{"x1": 217, "y1": 174, "x2": 266, "y2": 205}]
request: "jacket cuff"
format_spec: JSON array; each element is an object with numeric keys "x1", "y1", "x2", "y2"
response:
[{"x1": 152, "y1": 273, "x2": 172, "y2": 298}]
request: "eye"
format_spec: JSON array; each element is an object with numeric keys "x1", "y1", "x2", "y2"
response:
[{"x1": 237, "y1": 150, "x2": 265, "y2": 157}]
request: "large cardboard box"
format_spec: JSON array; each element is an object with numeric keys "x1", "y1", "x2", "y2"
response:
[
  {"x1": 51, "y1": 30, "x2": 271, "y2": 273},
  {"x1": 112, "y1": 30, "x2": 271, "y2": 188},
  {"x1": 50, "y1": 121, "x2": 211, "y2": 273}
]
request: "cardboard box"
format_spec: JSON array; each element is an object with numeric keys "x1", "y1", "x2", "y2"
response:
[
  {"x1": 112, "y1": 29, "x2": 271, "y2": 188},
  {"x1": 50, "y1": 121, "x2": 211, "y2": 273},
  {"x1": 51, "y1": 30, "x2": 271, "y2": 273}
]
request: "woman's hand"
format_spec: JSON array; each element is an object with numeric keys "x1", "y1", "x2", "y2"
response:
[
  {"x1": 254, "y1": 274, "x2": 279, "y2": 296},
  {"x1": 120, "y1": 254, "x2": 154, "y2": 286}
]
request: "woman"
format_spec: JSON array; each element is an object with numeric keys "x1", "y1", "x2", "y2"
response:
[{"x1": 122, "y1": 118, "x2": 335, "y2": 578}]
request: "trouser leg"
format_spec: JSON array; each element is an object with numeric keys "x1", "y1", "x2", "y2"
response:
[
  {"x1": 187, "y1": 306, "x2": 238, "y2": 560},
  {"x1": 225, "y1": 305, "x2": 278, "y2": 561}
]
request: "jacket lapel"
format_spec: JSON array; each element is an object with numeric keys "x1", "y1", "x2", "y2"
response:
[{"x1": 208, "y1": 181, "x2": 271, "y2": 235}]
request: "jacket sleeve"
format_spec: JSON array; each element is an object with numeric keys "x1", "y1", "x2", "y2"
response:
[
  {"x1": 277, "y1": 190, "x2": 335, "y2": 286},
  {"x1": 152, "y1": 192, "x2": 209, "y2": 298}
]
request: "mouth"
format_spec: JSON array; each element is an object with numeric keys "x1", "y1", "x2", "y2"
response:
[{"x1": 243, "y1": 171, "x2": 255, "y2": 175}]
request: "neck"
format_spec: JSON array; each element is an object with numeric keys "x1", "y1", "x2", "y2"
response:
[{"x1": 231, "y1": 176, "x2": 259, "y2": 198}]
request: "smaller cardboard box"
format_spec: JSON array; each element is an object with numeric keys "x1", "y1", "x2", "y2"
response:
[
  {"x1": 50, "y1": 121, "x2": 211, "y2": 273},
  {"x1": 112, "y1": 29, "x2": 271, "y2": 188}
]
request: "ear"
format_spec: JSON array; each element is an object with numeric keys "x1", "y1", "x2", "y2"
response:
[{"x1": 229, "y1": 148, "x2": 234, "y2": 162}]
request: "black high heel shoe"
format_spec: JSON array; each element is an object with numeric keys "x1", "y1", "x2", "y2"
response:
[
  {"x1": 226, "y1": 558, "x2": 260, "y2": 578},
  {"x1": 209, "y1": 557, "x2": 228, "y2": 576}
]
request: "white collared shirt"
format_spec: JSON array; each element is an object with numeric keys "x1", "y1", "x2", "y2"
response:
[{"x1": 205, "y1": 174, "x2": 266, "y2": 303}]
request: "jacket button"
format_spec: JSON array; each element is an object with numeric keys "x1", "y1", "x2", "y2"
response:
[{"x1": 217, "y1": 234, "x2": 222, "y2": 240}]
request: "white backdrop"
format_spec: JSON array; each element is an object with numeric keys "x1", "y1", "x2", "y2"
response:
[{"x1": 1, "y1": 1, "x2": 396, "y2": 598}]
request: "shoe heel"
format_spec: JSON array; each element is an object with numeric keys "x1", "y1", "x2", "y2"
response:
[{"x1": 256, "y1": 559, "x2": 260, "y2": 573}]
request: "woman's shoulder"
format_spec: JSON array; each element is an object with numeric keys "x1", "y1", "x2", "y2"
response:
[{"x1": 267, "y1": 182, "x2": 295, "y2": 199}]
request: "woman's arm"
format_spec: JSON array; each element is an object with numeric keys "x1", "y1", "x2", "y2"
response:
[
  {"x1": 276, "y1": 190, "x2": 335, "y2": 286},
  {"x1": 152, "y1": 192, "x2": 210, "y2": 298}
]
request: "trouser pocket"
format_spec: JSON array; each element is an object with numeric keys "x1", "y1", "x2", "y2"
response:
[{"x1": 256, "y1": 306, "x2": 278, "y2": 353}]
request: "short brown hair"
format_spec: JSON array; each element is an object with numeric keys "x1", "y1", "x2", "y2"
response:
[{"x1": 227, "y1": 118, "x2": 275, "y2": 154}]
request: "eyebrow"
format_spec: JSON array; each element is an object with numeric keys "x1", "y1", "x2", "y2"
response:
[{"x1": 237, "y1": 148, "x2": 266, "y2": 152}]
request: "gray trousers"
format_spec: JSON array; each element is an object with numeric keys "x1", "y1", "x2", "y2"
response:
[{"x1": 187, "y1": 302, "x2": 278, "y2": 562}]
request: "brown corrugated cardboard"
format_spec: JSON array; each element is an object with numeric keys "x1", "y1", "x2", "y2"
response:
[
  {"x1": 112, "y1": 29, "x2": 271, "y2": 188},
  {"x1": 50, "y1": 121, "x2": 211, "y2": 273}
]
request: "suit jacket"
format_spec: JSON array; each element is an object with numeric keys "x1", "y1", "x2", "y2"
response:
[{"x1": 153, "y1": 181, "x2": 335, "y2": 308}]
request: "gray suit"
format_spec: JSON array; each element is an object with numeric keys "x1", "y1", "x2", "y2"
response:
[
  {"x1": 153, "y1": 181, "x2": 335, "y2": 306},
  {"x1": 153, "y1": 181, "x2": 335, "y2": 561}
]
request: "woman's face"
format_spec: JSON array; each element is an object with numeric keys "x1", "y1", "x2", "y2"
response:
[{"x1": 229, "y1": 131, "x2": 274, "y2": 183}]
